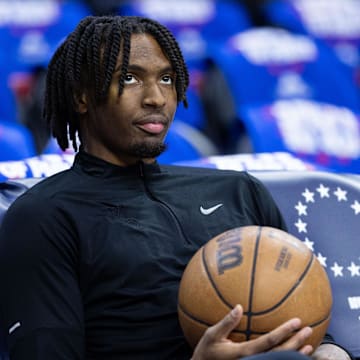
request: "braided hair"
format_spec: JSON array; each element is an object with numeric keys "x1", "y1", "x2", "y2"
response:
[{"x1": 43, "y1": 15, "x2": 189, "y2": 151}]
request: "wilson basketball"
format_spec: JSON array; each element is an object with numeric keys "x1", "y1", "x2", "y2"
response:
[{"x1": 178, "y1": 226, "x2": 332, "y2": 350}]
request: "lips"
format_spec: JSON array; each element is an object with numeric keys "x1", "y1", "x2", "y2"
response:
[{"x1": 135, "y1": 115, "x2": 167, "y2": 135}]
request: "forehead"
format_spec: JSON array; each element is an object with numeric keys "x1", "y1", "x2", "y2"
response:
[{"x1": 120, "y1": 33, "x2": 172, "y2": 70}]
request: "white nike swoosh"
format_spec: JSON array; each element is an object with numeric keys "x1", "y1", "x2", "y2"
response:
[
  {"x1": 9, "y1": 321, "x2": 21, "y2": 334},
  {"x1": 200, "y1": 203, "x2": 223, "y2": 215}
]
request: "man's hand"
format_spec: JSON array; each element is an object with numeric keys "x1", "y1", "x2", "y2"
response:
[
  {"x1": 191, "y1": 304, "x2": 314, "y2": 360},
  {"x1": 312, "y1": 343, "x2": 352, "y2": 360}
]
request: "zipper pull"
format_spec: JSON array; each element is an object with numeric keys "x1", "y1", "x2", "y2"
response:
[{"x1": 139, "y1": 161, "x2": 144, "y2": 177}]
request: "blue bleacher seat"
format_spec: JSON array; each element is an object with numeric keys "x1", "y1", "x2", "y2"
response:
[
  {"x1": 262, "y1": 0, "x2": 360, "y2": 98},
  {"x1": 210, "y1": 27, "x2": 360, "y2": 111},
  {"x1": 238, "y1": 99, "x2": 360, "y2": 174},
  {"x1": 151, "y1": 120, "x2": 218, "y2": 164},
  {"x1": 0, "y1": 0, "x2": 92, "y2": 125},
  {"x1": 262, "y1": 0, "x2": 360, "y2": 48},
  {"x1": 0, "y1": 0, "x2": 91, "y2": 71},
  {"x1": 0, "y1": 121, "x2": 36, "y2": 161},
  {"x1": 119, "y1": 0, "x2": 251, "y2": 66},
  {"x1": 253, "y1": 170, "x2": 360, "y2": 358}
]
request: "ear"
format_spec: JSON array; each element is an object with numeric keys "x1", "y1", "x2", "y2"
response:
[{"x1": 73, "y1": 91, "x2": 88, "y2": 114}]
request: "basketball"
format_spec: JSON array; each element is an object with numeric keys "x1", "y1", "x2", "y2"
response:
[{"x1": 178, "y1": 226, "x2": 332, "y2": 350}]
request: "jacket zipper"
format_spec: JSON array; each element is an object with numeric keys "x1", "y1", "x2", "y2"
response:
[{"x1": 139, "y1": 162, "x2": 191, "y2": 244}]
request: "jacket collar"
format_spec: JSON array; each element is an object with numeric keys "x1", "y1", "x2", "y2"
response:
[{"x1": 73, "y1": 150, "x2": 161, "y2": 178}]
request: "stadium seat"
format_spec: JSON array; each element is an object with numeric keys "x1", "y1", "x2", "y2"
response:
[
  {"x1": 210, "y1": 27, "x2": 360, "y2": 111},
  {"x1": 0, "y1": 121, "x2": 36, "y2": 161},
  {"x1": 0, "y1": 67, "x2": 17, "y2": 123},
  {"x1": 0, "y1": 170, "x2": 359, "y2": 358},
  {"x1": 0, "y1": 0, "x2": 91, "y2": 71},
  {"x1": 238, "y1": 99, "x2": 360, "y2": 173},
  {"x1": 0, "y1": 0, "x2": 92, "y2": 126},
  {"x1": 157, "y1": 120, "x2": 218, "y2": 164},
  {"x1": 119, "y1": 0, "x2": 251, "y2": 66},
  {"x1": 252, "y1": 170, "x2": 360, "y2": 358},
  {"x1": 262, "y1": 0, "x2": 360, "y2": 66},
  {"x1": 262, "y1": 0, "x2": 360, "y2": 100}
]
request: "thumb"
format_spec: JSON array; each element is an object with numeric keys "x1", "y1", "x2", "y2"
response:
[{"x1": 208, "y1": 304, "x2": 243, "y2": 340}]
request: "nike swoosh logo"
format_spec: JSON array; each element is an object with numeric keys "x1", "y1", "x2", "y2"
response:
[{"x1": 200, "y1": 203, "x2": 223, "y2": 215}]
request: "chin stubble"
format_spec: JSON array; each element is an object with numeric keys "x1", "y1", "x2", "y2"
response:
[{"x1": 129, "y1": 141, "x2": 168, "y2": 159}]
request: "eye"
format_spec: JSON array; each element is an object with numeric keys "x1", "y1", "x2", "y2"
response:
[
  {"x1": 160, "y1": 74, "x2": 174, "y2": 85},
  {"x1": 124, "y1": 74, "x2": 137, "y2": 84}
]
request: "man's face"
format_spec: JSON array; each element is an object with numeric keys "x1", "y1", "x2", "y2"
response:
[{"x1": 80, "y1": 33, "x2": 178, "y2": 166}]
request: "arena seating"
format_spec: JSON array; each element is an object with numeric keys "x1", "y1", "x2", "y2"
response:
[
  {"x1": 238, "y1": 99, "x2": 360, "y2": 173},
  {"x1": 0, "y1": 0, "x2": 91, "y2": 72},
  {"x1": 0, "y1": 169, "x2": 359, "y2": 358},
  {"x1": 0, "y1": 121, "x2": 36, "y2": 161},
  {"x1": 157, "y1": 120, "x2": 219, "y2": 164},
  {"x1": 210, "y1": 26, "x2": 360, "y2": 110},
  {"x1": 0, "y1": 0, "x2": 359, "y2": 173},
  {"x1": 262, "y1": 0, "x2": 360, "y2": 72}
]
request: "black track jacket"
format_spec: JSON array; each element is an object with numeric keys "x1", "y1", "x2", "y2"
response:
[{"x1": 0, "y1": 151, "x2": 288, "y2": 359}]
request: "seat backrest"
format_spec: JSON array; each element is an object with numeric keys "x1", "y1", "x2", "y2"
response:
[
  {"x1": 262, "y1": 0, "x2": 360, "y2": 94},
  {"x1": 212, "y1": 27, "x2": 360, "y2": 110},
  {"x1": 0, "y1": 121, "x2": 37, "y2": 161},
  {"x1": 0, "y1": 0, "x2": 91, "y2": 70},
  {"x1": 157, "y1": 120, "x2": 218, "y2": 164},
  {"x1": 252, "y1": 170, "x2": 360, "y2": 357},
  {"x1": 119, "y1": 0, "x2": 251, "y2": 65},
  {"x1": 238, "y1": 99, "x2": 360, "y2": 174}
]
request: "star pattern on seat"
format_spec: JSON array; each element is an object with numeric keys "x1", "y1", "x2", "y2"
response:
[{"x1": 294, "y1": 182, "x2": 360, "y2": 278}]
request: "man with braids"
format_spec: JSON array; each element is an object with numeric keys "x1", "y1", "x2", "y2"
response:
[{"x1": 0, "y1": 16, "x2": 353, "y2": 360}]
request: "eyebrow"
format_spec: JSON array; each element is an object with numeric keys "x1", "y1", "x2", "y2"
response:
[{"x1": 115, "y1": 64, "x2": 174, "y2": 74}]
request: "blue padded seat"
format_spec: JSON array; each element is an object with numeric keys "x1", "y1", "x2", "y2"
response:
[
  {"x1": 210, "y1": 27, "x2": 360, "y2": 111},
  {"x1": 253, "y1": 170, "x2": 360, "y2": 358},
  {"x1": 238, "y1": 99, "x2": 360, "y2": 174},
  {"x1": 0, "y1": 121, "x2": 36, "y2": 161}
]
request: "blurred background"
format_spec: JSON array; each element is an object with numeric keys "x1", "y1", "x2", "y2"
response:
[{"x1": 0, "y1": 0, "x2": 360, "y2": 173}]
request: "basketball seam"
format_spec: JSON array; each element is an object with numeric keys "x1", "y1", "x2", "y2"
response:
[
  {"x1": 202, "y1": 242, "x2": 233, "y2": 310},
  {"x1": 246, "y1": 226, "x2": 262, "y2": 340},
  {"x1": 251, "y1": 253, "x2": 316, "y2": 316},
  {"x1": 177, "y1": 305, "x2": 247, "y2": 335},
  {"x1": 308, "y1": 312, "x2": 332, "y2": 328}
]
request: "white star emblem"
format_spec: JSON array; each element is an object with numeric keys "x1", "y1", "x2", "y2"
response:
[
  {"x1": 347, "y1": 262, "x2": 360, "y2": 277},
  {"x1": 317, "y1": 253, "x2": 327, "y2": 267},
  {"x1": 295, "y1": 201, "x2": 307, "y2": 216},
  {"x1": 334, "y1": 187, "x2": 347, "y2": 202},
  {"x1": 303, "y1": 237, "x2": 314, "y2": 251},
  {"x1": 350, "y1": 200, "x2": 360, "y2": 215},
  {"x1": 316, "y1": 184, "x2": 330, "y2": 198},
  {"x1": 331, "y1": 262, "x2": 344, "y2": 277},
  {"x1": 291, "y1": 182, "x2": 360, "y2": 279},
  {"x1": 295, "y1": 218, "x2": 307, "y2": 233},
  {"x1": 302, "y1": 188, "x2": 315, "y2": 203}
]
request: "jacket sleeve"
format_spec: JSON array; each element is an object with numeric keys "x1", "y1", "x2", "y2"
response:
[
  {"x1": 0, "y1": 192, "x2": 85, "y2": 359},
  {"x1": 245, "y1": 173, "x2": 288, "y2": 231}
]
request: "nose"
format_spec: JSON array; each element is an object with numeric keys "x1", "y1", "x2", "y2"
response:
[{"x1": 142, "y1": 82, "x2": 166, "y2": 108}]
